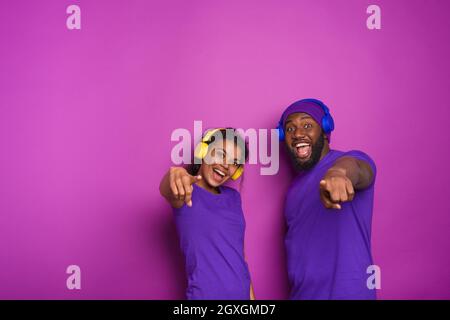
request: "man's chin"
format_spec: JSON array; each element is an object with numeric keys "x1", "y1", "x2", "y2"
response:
[
  {"x1": 291, "y1": 155, "x2": 315, "y2": 171},
  {"x1": 296, "y1": 156, "x2": 311, "y2": 164},
  {"x1": 291, "y1": 152, "x2": 312, "y2": 165}
]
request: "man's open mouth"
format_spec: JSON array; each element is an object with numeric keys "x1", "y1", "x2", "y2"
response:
[{"x1": 294, "y1": 142, "x2": 312, "y2": 160}]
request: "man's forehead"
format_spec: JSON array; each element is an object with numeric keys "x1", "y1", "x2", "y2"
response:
[{"x1": 286, "y1": 112, "x2": 314, "y2": 122}]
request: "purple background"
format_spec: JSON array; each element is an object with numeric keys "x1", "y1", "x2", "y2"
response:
[{"x1": 1, "y1": 0, "x2": 450, "y2": 299}]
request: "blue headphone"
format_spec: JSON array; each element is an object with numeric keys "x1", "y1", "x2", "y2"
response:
[{"x1": 276, "y1": 98, "x2": 335, "y2": 141}]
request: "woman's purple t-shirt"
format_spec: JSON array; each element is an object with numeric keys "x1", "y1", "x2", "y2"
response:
[
  {"x1": 174, "y1": 183, "x2": 251, "y2": 300},
  {"x1": 285, "y1": 149, "x2": 377, "y2": 300}
]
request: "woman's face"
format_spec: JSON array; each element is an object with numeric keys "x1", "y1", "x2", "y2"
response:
[{"x1": 199, "y1": 139, "x2": 243, "y2": 188}]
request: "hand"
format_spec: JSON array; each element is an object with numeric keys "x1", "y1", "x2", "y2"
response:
[
  {"x1": 319, "y1": 168, "x2": 355, "y2": 210},
  {"x1": 169, "y1": 167, "x2": 202, "y2": 207}
]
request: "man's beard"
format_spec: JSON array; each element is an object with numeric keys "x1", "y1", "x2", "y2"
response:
[{"x1": 287, "y1": 134, "x2": 325, "y2": 172}]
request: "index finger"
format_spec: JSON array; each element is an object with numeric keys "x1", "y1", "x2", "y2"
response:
[{"x1": 189, "y1": 174, "x2": 202, "y2": 185}]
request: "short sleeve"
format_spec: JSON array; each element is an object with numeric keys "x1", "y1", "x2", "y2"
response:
[
  {"x1": 229, "y1": 186, "x2": 242, "y2": 204},
  {"x1": 342, "y1": 150, "x2": 377, "y2": 186},
  {"x1": 222, "y1": 186, "x2": 242, "y2": 207}
]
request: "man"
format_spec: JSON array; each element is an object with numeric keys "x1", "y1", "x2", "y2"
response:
[{"x1": 278, "y1": 98, "x2": 377, "y2": 300}]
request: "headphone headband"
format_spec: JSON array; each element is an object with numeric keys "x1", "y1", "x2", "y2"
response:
[{"x1": 201, "y1": 128, "x2": 224, "y2": 144}]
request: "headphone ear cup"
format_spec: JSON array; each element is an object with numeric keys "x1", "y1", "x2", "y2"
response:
[
  {"x1": 231, "y1": 166, "x2": 243, "y2": 180},
  {"x1": 322, "y1": 116, "x2": 331, "y2": 133},
  {"x1": 321, "y1": 113, "x2": 335, "y2": 133},
  {"x1": 318, "y1": 102, "x2": 334, "y2": 134},
  {"x1": 277, "y1": 121, "x2": 285, "y2": 141},
  {"x1": 327, "y1": 114, "x2": 334, "y2": 132},
  {"x1": 194, "y1": 142, "x2": 209, "y2": 159}
]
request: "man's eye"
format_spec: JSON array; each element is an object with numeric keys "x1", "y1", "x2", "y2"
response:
[
  {"x1": 304, "y1": 123, "x2": 312, "y2": 129},
  {"x1": 286, "y1": 127, "x2": 295, "y2": 132}
]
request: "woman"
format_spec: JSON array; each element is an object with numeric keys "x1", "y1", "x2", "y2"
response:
[{"x1": 159, "y1": 128, "x2": 255, "y2": 299}]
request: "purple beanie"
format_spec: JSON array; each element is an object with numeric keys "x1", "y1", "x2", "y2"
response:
[{"x1": 280, "y1": 100, "x2": 332, "y2": 143}]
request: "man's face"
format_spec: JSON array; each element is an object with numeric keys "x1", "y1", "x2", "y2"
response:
[{"x1": 284, "y1": 112, "x2": 326, "y2": 171}]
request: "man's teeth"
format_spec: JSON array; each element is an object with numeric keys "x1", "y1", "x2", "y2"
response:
[
  {"x1": 296, "y1": 143, "x2": 310, "y2": 148},
  {"x1": 213, "y1": 168, "x2": 226, "y2": 177}
]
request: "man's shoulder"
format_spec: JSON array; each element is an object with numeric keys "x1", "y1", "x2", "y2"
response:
[
  {"x1": 331, "y1": 149, "x2": 377, "y2": 175},
  {"x1": 331, "y1": 149, "x2": 374, "y2": 162}
]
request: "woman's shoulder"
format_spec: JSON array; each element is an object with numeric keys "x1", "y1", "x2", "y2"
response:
[
  {"x1": 220, "y1": 185, "x2": 242, "y2": 201},
  {"x1": 220, "y1": 185, "x2": 239, "y2": 194}
]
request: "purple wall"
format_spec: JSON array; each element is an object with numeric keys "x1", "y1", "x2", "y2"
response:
[{"x1": 1, "y1": 0, "x2": 449, "y2": 299}]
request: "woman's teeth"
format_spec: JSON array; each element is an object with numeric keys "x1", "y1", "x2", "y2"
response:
[{"x1": 213, "y1": 168, "x2": 226, "y2": 177}]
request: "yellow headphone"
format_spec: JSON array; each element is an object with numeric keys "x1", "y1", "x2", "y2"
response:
[{"x1": 194, "y1": 128, "x2": 244, "y2": 181}]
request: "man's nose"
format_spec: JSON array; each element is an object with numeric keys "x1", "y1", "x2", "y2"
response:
[{"x1": 294, "y1": 127, "x2": 306, "y2": 138}]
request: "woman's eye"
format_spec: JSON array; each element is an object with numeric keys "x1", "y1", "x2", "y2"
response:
[{"x1": 215, "y1": 150, "x2": 224, "y2": 157}]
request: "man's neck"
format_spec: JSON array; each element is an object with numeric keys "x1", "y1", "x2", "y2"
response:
[{"x1": 319, "y1": 142, "x2": 330, "y2": 162}]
